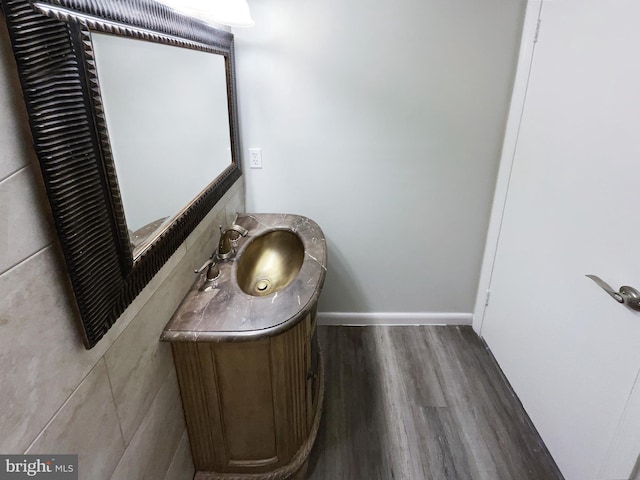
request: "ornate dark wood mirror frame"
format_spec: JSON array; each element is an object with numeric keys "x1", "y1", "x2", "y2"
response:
[{"x1": 1, "y1": 0, "x2": 242, "y2": 348}]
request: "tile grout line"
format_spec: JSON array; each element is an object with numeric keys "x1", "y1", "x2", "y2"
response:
[
  {"x1": 19, "y1": 186, "x2": 243, "y2": 458},
  {"x1": 101, "y1": 244, "x2": 188, "y2": 360},
  {"x1": 98, "y1": 185, "x2": 242, "y2": 354},
  {"x1": 23, "y1": 359, "x2": 106, "y2": 454},
  {"x1": 103, "y1": 359, "x2": 127, "y2": 450},
  {"x1": 105, "y1": 367, "x2": 177, "y2": 480},
  {"x1": 0, "y1": 242, "x2": 54, "y2": 278},
  {"x1": 0, "y1": 163, "x2": 30, "y2": 186},
  {"x1": 161, "y1": 428, "x2": 188, "y2": 480}
]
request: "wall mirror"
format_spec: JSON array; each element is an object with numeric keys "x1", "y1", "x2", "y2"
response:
[{"x1": 1, "y1": 0, "x2": 242, "y2": 348}]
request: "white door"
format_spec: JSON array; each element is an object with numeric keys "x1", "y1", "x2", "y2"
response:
[{"x1": 480, "y1": 1, "x2": 640, "y2": 479}]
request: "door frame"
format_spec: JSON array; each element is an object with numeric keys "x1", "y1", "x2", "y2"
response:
[{"x1": 472, "y1": 0, "x2": 543, "y2": 334}]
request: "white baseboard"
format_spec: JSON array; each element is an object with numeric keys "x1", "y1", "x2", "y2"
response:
[{"x1": 316, "y1": 312, "x2": 473, "y2": 326}]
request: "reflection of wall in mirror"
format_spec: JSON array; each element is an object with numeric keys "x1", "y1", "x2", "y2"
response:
[{"x1": 91, "y1": 33, "x2": 232, "y2": 232}]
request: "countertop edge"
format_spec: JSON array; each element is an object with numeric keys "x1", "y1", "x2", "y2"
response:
[{"x1": 160, "y1": 294, "x2": 317, "y2": 343}]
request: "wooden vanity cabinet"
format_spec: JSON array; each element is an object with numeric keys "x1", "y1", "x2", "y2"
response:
[{"x1": 171, "y1": 312, "x2": 323, "y2": 480}]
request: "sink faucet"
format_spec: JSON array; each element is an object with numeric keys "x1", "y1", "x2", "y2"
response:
[{"x1": 216, "y1": 224, "x2": 248, "y2": 260}]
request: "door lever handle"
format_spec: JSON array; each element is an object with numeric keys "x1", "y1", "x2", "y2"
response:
[{"x1": 586, "y1": 275, "x2": 640, "y2": 311}]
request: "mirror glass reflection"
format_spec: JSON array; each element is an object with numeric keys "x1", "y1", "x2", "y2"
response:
[{"x1": 91, "y1": 32, "x2": 233, "y2": 257}]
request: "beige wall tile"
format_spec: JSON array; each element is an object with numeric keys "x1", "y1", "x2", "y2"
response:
[
  {"x1": 0, "y1": 229, "x2": 190, "y2": 454},
  {"x1": 185, "y1": 200, "x2": 226, "y2": 254},
  {"x1": 100, "y1": 243, "x2": 188, "y2": 348},
  {"x1": 0, "y1": 247, "x2": 105, "y2": 453},
  {"x1": 224, "y1": 178, "x2": 247, "y2": 226},
  {"x1": 104, "y1": 243, "x2": 199, "y2": 443},
  {"x1": 222, "y1": 176, "x2": 244, "y2": 206},
  {"x1": 0, "y1": 179, "x2": 244, "y2": 456},
  {"x1": 109, "y1": 370, "x2": 186, "y2": 480},
  {"x1": 163, "y1": 430, "x2": 195, "y2": 480},
  {"x1": 0, "y1": 167, "x2": 53, "y2": 273},
  {"x1": 185, "y1": 178, "x2": 244, "y2": 251},
  {"x1": 185, "y1": 215, "x2": 225, "y2": 272},
  {"x1": 26, "y1": 360, "x2": 125, "y2": 480},
  {"x1": 183, "y1": 181, "x2": 245, "y2": 282}
]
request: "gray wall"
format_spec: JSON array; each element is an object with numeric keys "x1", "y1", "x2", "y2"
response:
[
  {"x1": 0, "y1": 18, "x2": 244, "y2": 479},
  {"x1": 235, "y1": 0, "x2": 526, "y2": 317}
]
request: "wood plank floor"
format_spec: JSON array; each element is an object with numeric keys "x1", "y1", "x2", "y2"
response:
[{"x1": 306, "y1": 326, "x2": 564, "y2": 480}]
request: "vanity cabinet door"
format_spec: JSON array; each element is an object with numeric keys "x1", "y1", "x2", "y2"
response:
[
  {"x1": 172, "y1": 341, "x2": 279, "y2": 473},
  {"x1": 214, "y1": 341, "x2": 278, "y2": 470},
  {"x1": 171, "y1": 311, "x2": 320, "y2": 477}
]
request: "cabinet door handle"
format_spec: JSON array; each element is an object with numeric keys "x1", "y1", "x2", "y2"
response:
[{"x1": 586, "y1": 275, "x2": 640, "y2": 311}]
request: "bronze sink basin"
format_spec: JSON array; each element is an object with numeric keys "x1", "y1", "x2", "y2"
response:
[
  {"x1": 236, "y1": 230, "x2": 305, "y2": 297},
  {"x1": 161, "y1": 213, "x2": 327, "y2": 343}
]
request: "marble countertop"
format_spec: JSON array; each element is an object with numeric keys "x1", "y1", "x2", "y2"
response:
[{"x1": 160, "y1": 213, "x2": 327, "y2": 342}]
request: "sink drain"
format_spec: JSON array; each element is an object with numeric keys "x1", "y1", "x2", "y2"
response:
[{"x1": 255, "y1": 279, "x2": 271, "y2": 292}]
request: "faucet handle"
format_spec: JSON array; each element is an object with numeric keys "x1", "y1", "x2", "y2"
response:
[
  {"x1": 218, "y1": 223, "x2": 248, "y2": 238},
  {"x1": 195, "y1": 258, "x2": 214, "y2": 275},
  {"x1": 216, "y1": 223, "x2": 249, "y2": 260},
  {"x1": 229, "y1": 225, "x2": 248, "y2": 248},
  {"x1": 205, "y1": 262, "x2": 220, "y2": 281},
  {"x1": 195, "y1": 258, "x2": 220, "y2": 281},
  {"x1": 226, "y1": 224, "x2": 249, "y2": 238}
]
